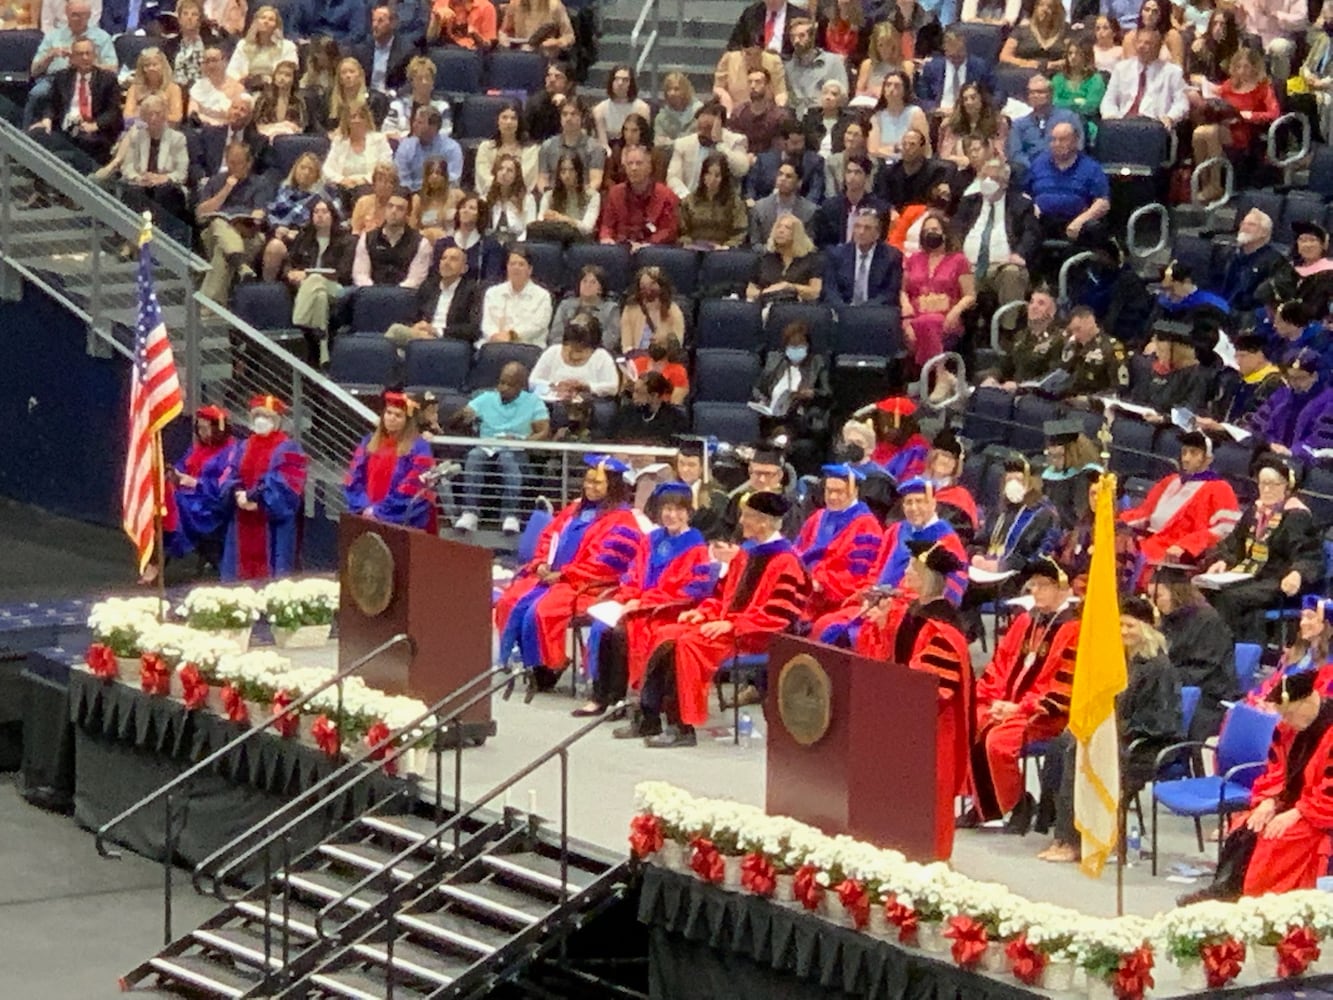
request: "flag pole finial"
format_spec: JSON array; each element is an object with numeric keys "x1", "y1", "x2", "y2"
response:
[{"x1": 138, "y1": 211, "x2": 153, "y2": 248}]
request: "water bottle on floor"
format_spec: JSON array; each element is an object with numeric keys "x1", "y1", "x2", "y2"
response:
[
  {"x1": 1126, "y1": 824, "x2": 1142, "y2": 866},
  {"x1": 738, "y1": 712, "x2": 753, "y2": 744}
]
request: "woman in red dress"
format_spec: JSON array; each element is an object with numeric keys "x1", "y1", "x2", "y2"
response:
[
  {"x1": 900, "y1": 210, "x2": 976, "y2": 370},
  {"x1": 1190, "y1": 46, "x2": 1281, "y2": 204}
]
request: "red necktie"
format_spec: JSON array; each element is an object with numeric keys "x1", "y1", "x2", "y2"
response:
[
  {"x1": 763, "y1": 10, "x2": 777, "y2": 46},
  {"x1": 78, "y1": 73, "x2": 91, "y2": 120},
  {"x1": 1126, "y1": 67, "x2": 1147, "y2": 118}
]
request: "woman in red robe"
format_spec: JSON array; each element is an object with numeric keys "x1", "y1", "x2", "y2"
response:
[
  {"x1": 153, "y1": 405, "x2": 233, "y2": 581},
  {"x1": 343, "y1": 390, "x2": 437, "y2": 529}
]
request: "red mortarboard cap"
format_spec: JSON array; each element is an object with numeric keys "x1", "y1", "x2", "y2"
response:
[
  {"x1": 248, "y1": 394, "x2": 287, "y2": 415},
  {"x1": 196, "y1": 405, "x2": 227, "y2": 427}
]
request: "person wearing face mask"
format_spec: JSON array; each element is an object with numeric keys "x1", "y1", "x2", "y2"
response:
[
  {"x1": 343, "y1": 389, "x2": 437, "y2": 528},
  {"x1": 750, "y1": 321, "x2": 832, "y2": 475},
  {"x1": 951, "y1": 158, "x2": 1041, "y2": 320},
  {"x1": 216, "y1": 395, "x2": 308, "y2": 582},
  {"x1": 1249, "y1": 348, "x2": 1333, "y2": 461},
  {"x1": 795, "y1": 464, "x2": 883, "y2": 621},
  {"x1": 900, "y1": 209, "x2": 976, "y2": 370}
]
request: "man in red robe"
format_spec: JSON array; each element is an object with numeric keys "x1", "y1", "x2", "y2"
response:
[
  {"x1": 1119, "y1": 430, "x2": 1241, "y2": 575},
  {"x1": 861, "y1": 540, "x2": 974, "y2": 860},
  {"x1": 795, "y1": 463, "x2": 883, "y2": 621},
  {"x1": 962, "y1": 556, "x2": 1081, "y2": 832},
  {"x1": 615, "y1": 490, "x2": 810, "y2": 748}
]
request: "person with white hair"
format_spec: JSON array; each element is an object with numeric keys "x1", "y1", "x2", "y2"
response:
[
  {"x1": 25, "y1": 0, "x2": 115, "y2": 127},
  {"x1": 1220, "y1": 208, "x2": 1293, "y2": 312}
]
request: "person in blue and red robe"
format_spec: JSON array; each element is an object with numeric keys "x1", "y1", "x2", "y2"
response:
[
  {"x1": 795, "y1": 463, "x2": 883, "y2": 621},
  {"x1": 494, "y1": 455, "x2": 645, "y2": 689},
  {"x1": 217, "y1": 395, "x2": 309, "y2": 582},
  {"x1": 614, "y1": 490, "x2": 810, "y2": 748},
  {"x1": 869, "y1": 395, "x2": 930, "y2": 481},
  {"x1": 343, "y1": 390, "x2": 437, "y2": 530},
  {"x1": 860, "y1": 539, "x2": 974, "y2": 860},
  {"x1": 153, "y1": 405, "x2": 233, "y2": 581},
  {"x1": 811, "y1": 477, "x2": 968, "y2": 647},
  {"x1": 575, "y1": 481, "x2": 714, "y2": 717}
]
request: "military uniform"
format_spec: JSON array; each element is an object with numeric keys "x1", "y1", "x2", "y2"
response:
[
  {"x1": 1000, "y1": 325, "x2": 1063, "y2": 383},
  {"x1": 1059, "y1": 333, "x2": 1129, "y2": 396}
]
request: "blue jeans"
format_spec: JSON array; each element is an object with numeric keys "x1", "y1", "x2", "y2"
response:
[{"x1": 463, "y1": 446, "x2": 523, "y2": 520}]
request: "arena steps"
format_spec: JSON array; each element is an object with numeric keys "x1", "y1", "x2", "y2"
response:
[{"x1": 590, "y1": 0, "x2": 739, "y2": 95}]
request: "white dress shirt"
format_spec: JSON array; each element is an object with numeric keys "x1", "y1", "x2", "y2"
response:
[
  {"x1": 1099, "y1": 57, "x2": 1189, "y2": 125},
  {"x1": 430, "y1": 279, "x2": 460, "y2": 335},
  {"x1": 963, "y1": 195, "x2": 1012, "y2": 271},
  {"x1": 480, "y1": 280, "x2": 554, "y2": 346},
  {"x1": 940, "y1": 60, "x2": 968, "y2": 111}
]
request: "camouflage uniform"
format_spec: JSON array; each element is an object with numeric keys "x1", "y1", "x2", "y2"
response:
[
  {"x1": 1001, "y1": 324, "x2": 1064, "y2": 383},
  {"x1": 1060, "y1": 333, "x2": 1129, "y2": 396}
]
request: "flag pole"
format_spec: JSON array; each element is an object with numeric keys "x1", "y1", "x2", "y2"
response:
[
  {"x1": 142, "y1": 210, "x2": 168, "y2": 622},
  {"x1": 1101, "y1": 422, "x2": 1126, "y2": 918}
]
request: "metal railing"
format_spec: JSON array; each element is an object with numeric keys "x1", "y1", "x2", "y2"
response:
[
  {"x1": 1268, "y1": 111, "x2": 1312, "y2": 186},
  {"x1": 1127, "y1": 203, "x2": 1170, "y2": 260},
  {"x1": 1190, "y1": 155, "x2": 1235, "y2": 212},
  {"x1": 1057, "y1": 250, "x2": 1096, "y2": 306},
  {"x1": 916, "y1": 351, "x2": 968, "y2": 410},
  {"x1": 628, "y1": 0, "x2": 685, "y2": 93},
  {"x1": 95, "y1": 633, "x2": 413, "y2": 944},
  {"x1": 989, "y1": 300, "x2": 1026, "y2": 354}
]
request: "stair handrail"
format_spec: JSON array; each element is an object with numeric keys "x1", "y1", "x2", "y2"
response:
[
  {"x1": 1057, "y1": 250, "x2": 1096, "y2": 306},
  {"x1": 628, "y1": 0, "x2": 663, "y2": 91},
  {"x1": 191, "y1": 662, "x2": 519, "y2": 901},
  {"x1": 95, "y1": 632, "x2": 413, "y2": 861},
  {"x1": 313, "y1": 703, "x2": 627, "y2": 944}
]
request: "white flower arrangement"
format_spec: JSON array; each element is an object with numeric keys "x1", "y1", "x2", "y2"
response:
[
  {"x1": 1156, "y1": 899, "x2": 1263, "y2": 963},
  {"x1": 177, "y1": 586, "x2": 265, "y2": 630},
  {"x1": 258, "y1": 578, "x2": 340, "y2": 629},
  {"x1": 87, "y1": 597, "x2": 170, "y2": 656}
]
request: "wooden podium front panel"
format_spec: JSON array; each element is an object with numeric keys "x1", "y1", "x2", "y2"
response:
[
  {"x1": 338, "y1": 517, "x2": 494, "y2": 725},
  {"x1": 765, "y1": 635, "x2": 940, "y2": 862}
]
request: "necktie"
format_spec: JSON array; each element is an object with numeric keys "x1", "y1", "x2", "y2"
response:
[
  {"x1": 78, "y1": 73, "x2": 91, "y2": 120},
  {"x1": 127, "y1": 0, "x2": 142, "y2": 31},
  {"x1": 1127, "y1": 67, "x2": 1148, "y2": 118},
  {"x1": 146, "y1": 136, "x2": 160, "y2": 173},
  {"x1": 763, "y1": 10, "x2": 777, "y2": 46},
  {"x1": 976, "y1": 202, "x2": 996, "y2": 276},
  {"x1": 948, "y1": 64, "x2": 959, "y2": 106},
  {"x1": 853, "y1": 251, "x2": 870, "y2": 305}
]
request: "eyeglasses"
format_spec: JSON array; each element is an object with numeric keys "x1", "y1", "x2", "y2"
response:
[{"x1": 1256, "y1": 476, "x2": 1287, "y2": 487}]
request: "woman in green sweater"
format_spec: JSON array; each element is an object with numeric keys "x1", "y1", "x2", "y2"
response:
[{"x1": 1052, "y1": 38, "x2": 1106, "y2": 141}]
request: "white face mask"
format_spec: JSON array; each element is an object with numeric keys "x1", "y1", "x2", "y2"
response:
[
  {"x1": 1003, "y1": 478, "x2": 1026, "y2": 504},
  {"x1": 978, "y1": 177, "x2": 1001, "y2": 198},
  {"x1": 251, "y1": 415, "x2": 277, "y2": 436}
]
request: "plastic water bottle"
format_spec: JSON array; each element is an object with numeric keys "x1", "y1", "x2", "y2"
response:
[
  {"x1": 738, "y1": 712, "x2": 754, "y2": 743},
  {"x1": 1126, "y1": 825, "x2": 1142, "y2": 865}
]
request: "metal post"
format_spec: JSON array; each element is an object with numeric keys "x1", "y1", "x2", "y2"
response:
[
  {"x1": 89, "y1": 219, "x2": 102, "y2": 331},
  {"x1": 0, "y1": 153, "x2": 12, "y2": 256},
  {"x1": 559, "y1": 750, "x2": 569, "y2": 908},
  {"x1": 386, "y1": 906, "x2": 397, "y2": 1000},
  {"x1": 262, "y1": 838, "x2": 274, "y2": 981},
  {"x1": 652, "y1": 0, "x2": 662, "y2": 93},
  {"x1": 163, "y1": 792, "x2": 175, "y2": 945},
  {"x1": 281, "y1": 835, "x2": 292, "y2": 972},
  {"x1": 454, "y1": 723, "x2": 464, "y2": 853},
  {"x1": 184, "y1": 292, "x2": 202, "y2": 412}
]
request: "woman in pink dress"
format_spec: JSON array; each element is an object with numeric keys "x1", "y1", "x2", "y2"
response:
[{"x1": 900, "y1": 210, "x2": 976, "y2": 369}]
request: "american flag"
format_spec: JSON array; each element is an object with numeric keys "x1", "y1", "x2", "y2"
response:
[{"x1": 122, "y1": 227, "x2": 184, "y2": 573}]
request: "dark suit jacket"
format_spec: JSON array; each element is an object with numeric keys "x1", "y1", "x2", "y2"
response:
[
  {"x1": 726, "y1": 1, "x2": 805, "y2": 56},
  {"x1": 813, "y1": 193, "x2": 889, "y2": 248},
  {"x1": 351, "y1": 34, "x2": 417, "y2": 94},
  {"x1": 950, "y1": 191, "x2": 1042, "y2": 265},
  {"x1": 743, "y1": 149, "x2": 826, "y2": 203},
  {"x1": 914, "y1": 55, "x2": 995, "y2": 111},
  {"x1": 875, "y1": 157, "x2": 953, "y2": 210},
  {"x1": 100, "y1": 0, "x2": 170, "y2": 33},
  {"x1": 800, "y1": 107, "x2": 856, "y2": 156},
  {"x1": 413, "y1": 273, "x2": 483, "y2": 340},
  {"x1": 191, "y1": 124, "x2": 273, "y2": 184},
  {"x1": 822, "y1": 241, "x2": 903, "y2": 306},
  {"x1": 48, "y1": 66, "x2": 122, "y2": 138},
  {"x1": 286, "y1": 229, "x2": 356, "y2": 284}
]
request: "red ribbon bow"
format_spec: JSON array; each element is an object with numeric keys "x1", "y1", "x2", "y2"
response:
[
  {"x1": 688, "y1": 837, "x2": 725, "y2": 884},
  {"x1": 792, "y1": 863, "x2": 824, "y2": 911},
  {"x1": 178, "y1": 664, "x2": 209, "y2": 710},
  {"x1": 944, "y1": 915, "x2": 989, "y2": 969},
  {"x1": 834, "y1": 878, "x2": 870, "y2": 929},
  {"x1": 364, "y1": 720, "x2": 397, "y2": 775},
  {"x1": 139, "y1": 652, "x2": 170, "y2": 696},
  {"x1": 1114, "y1": 945, "x2": 1156, "y2": 1000},
  {"x1": 1201, "y1": 937, "x2": 1244, "y2": 989},
  {"x1": 270, "y1": 690, "x2": 300, "y2": 738},
  {"x1": 1277, "y1": 926, "x2": 1320, "y2": 979},
  {"x1": 85, "y1": 643, "x2": 118, "y2": 681},
  {"x1": 884, "y1": 896, "x2": 919, "y2": 944},
  {"x1": 220, "y1": 683, "x2": 248, "y2": 723},
  {"x1": 629, "y1": 814, "x2": 665, "y2": 859},
  {"x1": 311, "y1": 714, "x2": 341, "y2": 756},
  {"x1": 740, "y1": 852, "x2": 777, "y2": 897},
  {"x1": 1005, "y1": 934, "x2": 1048, "y2": 986}
]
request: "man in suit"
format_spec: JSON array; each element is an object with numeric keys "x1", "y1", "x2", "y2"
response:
[
  {"x1": 823, "y1": 208, "x2": 903, "y2": 306},
  {"x1": 30, "y1": 36, "x2": 121, "y2": 165},
  {"x1": 743, "y1": 119, "x2": 825, "y2": 202},
  {"x1": 666, "y1": 102, "x2": 751, "y2": 199},
  {"x1": 196, "y1": 142, "x2": 274, "y2": 303},
  {"x1": 191, "y1": 94, "x2": 273, "y2": 186},
  {"x1": 728, "y1": 0, "x2": 806, "y2": 57},
  {"x1": 749, "y1": 160, "x2": 818, "y2": 246},
  {"x1": 353, "y1": 3, "x2": 417, "y2": 95},
  {"x1": 916, "y1": 28, "x2": 994, "y2": 113},
  {"x1": 383, "y1": 244, "x2": 482, "y2": 346},
  {"x1": 98, "y1": 94, "x2": 190, "y2": 235},
  {"x1": 1005, "y1": 76, "x2": 1082, "y2": 175},
  {"x1": 951, "y1": 158, "x2": 1042, "y2": 317},
  {"x1": 1100, "y1": 28, "x2": 1188, "y2": 128},
  {"x1": 815, "y1": 154, "x2": 888, "y2": 248},
  {"x1": 99, "y1": 0, "x2": 170, "y2": 33}
]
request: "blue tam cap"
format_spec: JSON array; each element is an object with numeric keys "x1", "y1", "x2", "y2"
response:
[
  {"x1": 583, "y1": 454, "x2": 630, "y2": 475},
  {"x1": 651, "y1": 481, "x2": 693, "y2": 504},
  {"x1": 821, "y1": 463, "x2": 865, "y2": 482},
  {"x1": 1303, "y1": 595, "x2": 1333, "y2": 624},
  {"x1": 897, "y1": 477, "x2": 934, "y2": 496}
]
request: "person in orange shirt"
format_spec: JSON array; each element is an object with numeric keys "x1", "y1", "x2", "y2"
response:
[{"x1": 428, "y1": 0, "x2": 498, "y2": 49}]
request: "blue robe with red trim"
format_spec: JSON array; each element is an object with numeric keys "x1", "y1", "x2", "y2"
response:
[
  {"x1": 872, "y1": 433, "x2": 930, "y2": 481},
  {"x1": 217, "y1": 433, "x2": 308, "y2": 582},
  {"x1": 163, "y1": 440, "x2": 231, "y2": 558},
  {"x1": 343, "y1": 434, "x2": 436, "y2": 529}
]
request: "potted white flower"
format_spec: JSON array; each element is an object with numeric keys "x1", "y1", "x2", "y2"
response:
[
  {"x1": 1159, "y1": 900, "x2": 1259, "y2": 991},
  {"x1": 1075, "y1": 916, "x2": 1156, "y2": 1000},
  {"x1": 86, "y1": 597, "x2": 170, "y2": 684},
  {"x1": 177, "y1": 586, "x2": 263, "y2": 650},
  {"x1": 260, "y1": 578, "x2": 339, "y2": 648}
]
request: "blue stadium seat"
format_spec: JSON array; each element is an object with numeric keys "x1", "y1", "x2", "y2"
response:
[
  {"x1": 231, "y1": 282, "x2": 294, "y2": 331},
  {"x1": 404, "y1": 338, "x2": 473, "y2": 391},
  {"x1": 523, "y1": 241, "x2": 565, "y2": 293},
  {"x1": 486, "y1": 50, "x2": 547, "y2": 93},
  {"x1": 0, "y1": 30, "x2": 41, "y2": 83},
  {"x1": 1010, "y1": 395, "x2": 1062, "y2": 453},
  {"x1": 1308, "y1": 144, "x2": 1333, "y2": 200},
  {"x1": 114, "y1": 33, "x2": 158, "y2": 71},
  {"x1": 1149, "y1": 425, "x2": 1184, "y2": 480},
  {"x1": 1233, "y1": 643, "x2": 1262, "y2": 694},
  {"x1": 1096, "y1": 119, "x2": 1172, "y2": 175},
  {"x1": 565, "y1": 243, "x2": 633, "y2": 294},
  {"x1": 1109, "y1": 416, "x2": 1158, "y2": 479},
  {"x1": 271, "y1": 134, "x2": 331, "y2": 178},
  {"x1": 951, "y1": 22, "x2": 1005, "y2": 65},
  {"x1": 831, "y1": 305, "x2": 904, "y2": 360},
  {"x1": 692, "y1": 401, "x2": 760, "y2": 442},
  {"x1": 351, "y1": 286, "x2": 419, "y2": 333},
  {"x1": 693, "y1": 349, "x2": 762, "y2": 403},
  {"x1": 429, "y1": 47, "x2": 484, "y2": 94},
  {"x1": 992, "y1": 65, "x2": 1037, "y2": 105},
  {"x1": 1212, "y1": 439, "x2": 1256, "y2": 502},
  {"x1": 696, "y1": 300, "x2": 764, "y2": 351},
  {"x1": 763, "y1": 302, "x2": 836, "y2": 354},
  {"x1": 961, "y1": 386, "x2": 1014, "y2": 449},
  {"x1": 1300, "y1": 467, "x2": 1333, "y2": 526},
  {"x1": 455, "y1": 95, "x2": 519, "y2": 140},
  {"x1": 633, "y1": 245, "x2": 700, "y2": 297},
  {"x1": 1280, "y1": 191, "x2": 1324, "y2": 246},
  {"x1": 329, "y1": 337, "x2": 399, "y2": 390},
  {"x1": 468, "y1": 342, "x2": 542, "y2": 391},
  {"x1": 1169, "y1": 234, "x2": 1223, "y2": 292},
  {"x1": 697, "y1": 248, "x2": 759, "y2": 295}
]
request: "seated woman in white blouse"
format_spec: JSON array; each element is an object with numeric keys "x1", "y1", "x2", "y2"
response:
[
  {"x1": 486, "y1": 153, "x2": 538, "y2": 245},
  {"x1": 535, "y1": 152, "x2": 601, "y2": 239},
  {"x1": 530, "y1": 313, "x2": 621, "y2": 399},
  {"x1": 226, "y1": 5, "x2": 298, "y2": 89},
  {"x1": 322, "y1": 102, "x2": 394, "y2": 211}
]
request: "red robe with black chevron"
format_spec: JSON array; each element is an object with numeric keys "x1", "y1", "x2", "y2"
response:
[
  {"x1": 794, "y1": 500, "x2": 883, "y2": 620},
  {"x1": 969, "y1": 605, "x2": 1081, "y2": 821},
  {"x1": 859, "y1": 597, "x2": 973, "y2": 859},
  {"x1": 614, "y1": 528, "x2": 715, "y2": 688},
  {"x1": 650, "y1": 537, "x2": 810, "y2": 727}
]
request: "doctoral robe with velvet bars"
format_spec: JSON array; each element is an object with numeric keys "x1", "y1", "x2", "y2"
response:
[{"x1": 795, "y1": 500, "x2": 883, "y2": 620}]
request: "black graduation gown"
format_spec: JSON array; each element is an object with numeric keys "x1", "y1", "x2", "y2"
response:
[{"x1": 1161, "y1": 604, "x2": 1240, "y2": 741}]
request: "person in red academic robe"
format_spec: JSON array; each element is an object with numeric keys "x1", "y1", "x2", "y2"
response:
[
  {"x1": 1119, "y1": 430, "x2": 1241, "y2": 577},
  {"x1": 795, "y1": 463, "x2": 883, "y2": 622},
  {"x1": 868, "y1": 395, "x2": 930, "y2": 481},
  {"x1": 614, "y1": 490, "x2": 811, "y2": 748},
  {"x1": 574, "y1": 481, "x2": 714, "y2": 717},
  {"x1": 861, "y1": 539, "x2": 974, "y2": 860},
  {"x1": 155, "y1": 405, "x2": 233, "y2": 580},
  {"x1": 218, "y1": 395, "x2": 309, "y2": 582},
  {"x1": 1248, "y1": 595, "x2": 1333, "y2": 706},
  {"x1": 1179, "y1": 668, "x2": 1333, "y2": 903},
  {"x1": 961, "y1": 556, "x2": 1081, "y2": 831},
  {"x1": 926, "y1": 427, "x2": 979, "y2": 545},
  {"x1": 343, "y1": 389, "x2": 437, "y2": 530},
  {"x1": 494, "y1": 455, "x2": 645, "y2": 688}
]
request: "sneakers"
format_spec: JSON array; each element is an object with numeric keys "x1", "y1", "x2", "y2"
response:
[
  {"x1": 454, "y1": 511, "x2": 478, "y2": 533},
  {"x1": 502, "y1": 515, "x2": 521, "y2": 535},
  {"x1": 612, "y1": 710, "x2": 662, "y2": 739},
  {"x1": 644, "y1": 724, "x2": 698, "y2": 749}
]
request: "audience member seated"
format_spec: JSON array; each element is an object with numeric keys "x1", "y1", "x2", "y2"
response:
[
  {"x1": 744, "y1": 119, "x2": 825, "y2": 203},
  {"x1": 654, "y1": 72, "x2": 702, "y2": 148},
  {"x1": 795, "y1": 464, "x2": 883, "y2": 620},
  {"x1": 383, "y1": 57, "x2": 452, "y2": 143},
  {"x1": 352, "y1": 187, "x2": 432, "y2": 292},
  {"x1": 1251, "y1": 349, "x2": 1333, "y2": 460},
  {"x1": 1040, "y1": 421, "x2": 1104, "y2": 529},
  {"x1": 383, "y1": 243, "x2": 482, "y2": 347},
  {"x1": 408, "y1": 159, "x2": 461, "y2": 242},
  {"x1": 26, "y1": 0, "x2": 115, "y2": 128},
  {"x1": 162, "y1": 0, "x2": 212, "y2": 92},
  {"x1": 1300, "y1": 2, "x2": 1333, "y2": 143},
  {"x1": 627, "y1": 336, "x2": 689, "y2": 403},
  {"x1": 749, "y1": 163, "x2": 818, "y2": 247},
  {"x1": 441, "y1": 193, "x2": 506, "y2": 282},
  {"x1": 1052, "y1": 38, "x2": 1105, "y2": 137},
  {"x1": 251, "y1": 60, "x2": 305, "y2": 138},
  {"x1": 1093, "y1": 14, "x2": 1125, "y2": 72},
  {"x1": 204, "y1": 0, "x2": 252, "y2": 39},
  {"x1": 853, "y1": 22, "x2": 908, "y2": 103},
  {"x1": 665, "y1": 102, "x2": 750, "y2": 200},
  {"x1": 1025, "y1": 121, "x2": 1109, "y2": 246},
  {"x1": 593, "y1": 64, "x2": 652, "y2": 150},
  {"x1": 343, "y1": 389, "x2": 436, "y2": 527},
  {"x1": 393, "y1": 109, "x2": 462, "y2": 194},
  {"x1": 124, "y1": 48, "x2": 184, "y2": 128},
  {"x1": 428, "y1": 0, "x2": 499, "y2": 49},
  {"x1": 961, "y1": 556, "x2": 1080, "y2": 833},
  {"x1": 30, "y1": 34, "x2": 122, "y2": 168},
  {"x1": 532, "y1": 152, "x2": 601, "y2": 242},
  {"x1": 196, "y1": 142, "x2": 270, "y2": 303},
  {"x1": 1189, "y1": 9, "x2": 1240, "y2": 92},
  {"x1": 877, "y1": 127, "x2": 950, "y2": 210},
  {"x1": 1270, "y1": 297, "x2": 1333, "y2": 368},
  {"x1": 917, "y1": 27, "x2": 993, "y2": 114},
  {"x1": 189, "y1": 47, "x2": 244, "y2": 127},
  {"x1": 679, "y1": 152, "x2": 749, "y2": 249},
  {"x1": 352, "y1": 4, "x2": 414, "y2": 96},
  {"x1": 890, "y1": 0, "x2": 943, "y2": 57},
  {"x1": 551, "y1": 265, "x2": 620, "y2": 349},
  {"x1": 822, "y1": 117, "x2": 877, "y2": 197},
  {"x1": 823, "y1": 207, "x2": 902, "y2": 305},
  {"x1": 867, "y1": 395, "x2": 931, "y2": 479},
  {"x1": 815, "y1": 154, "x2": 888, "y2": 247},
  {"x1": 321, "y1": 58, "x2": 384, "y2": 134},
  {"x1": 1122, "y1": 0, "x2": 1186, "y2": 65},
  {"x1": 818, "y1": 0, "x2": 871, "y2": 69},
  {"x1": 1240, "y1": 0, "x2": 1307, "y2": 85},
  {"x1": 538, "y1": 98, "x2": 606, "y2": 192},
  {"x1": 1005, "y1": 74, "x2": 1082, "y2": 173},
  {"x1": 1128, "y1": 322, "x2": 1211, "y2": 415},
  {"x1": 475, "y1": 103, "x2": 540, "y2": 192},
  {"x1": 1149, "y1": 563, "x2": 1238, "y2": 740},
  {"x1": 611, "y1": 371, "x2": 690, "y2": 443},
  {"x1": 1001, "y1": 0, "x2": 1070, "y2": 72},
  {"x1": 323, "y1": 103, "x2": 394, "y2": 210},
  {"x1": 284, "y1": 196, "x2": 355, "y2": 363},
  {"x1": 260, "y1": 151, "x2": 329, "y2": 278},
  {"x1": 983, "y1": 284, "x2": 1063, "y2": 390},
  {"x1": 745, "y1": 215, "x2": 821, "y2": 303},
  {"x1": 1148, "y1": 259, "x2": 1230, "y2": 356},
  {"x1": 1194, "y1": 47, "x2": 1281, "y2": 202},
  {"x1": 499, "y1": 0, "x2": 575, "y2": 58},
  {"x1": 97, "y1": 94, "x2": 189, "y2": 222},
  {"x1": 803, "y1": 80, "x2": 854, "y2": 161},
  {"x1": 601, "y1": 145, "x2": 682, "y2": 246},
  {"x1": 1202, "y1": 333, "x2": 1282, "y2": 431},
  {"x1": 1291, "y1": 221, "x2": 1333, "y2": 320},
  {"x1": 1221, "y1": 208, "x2": 1293, "y2": 314},
  {"x1": 349, "y1": 162, "x2": 400, "y2": 236},
  {"x1": 480, "y1": 246, "x2": 553, "y2": 346},
  {"x1": 754, "y1": 320, "x2": 833, "y2": 472},
  {"x1": 868, "y1": 71, "x2": 931, "y2": 161},
  {"x1": 524, "y1": 61, "x2": 576, "y2": 142},
  {"x1": 731, "y1": 66, "x2": 788, "y2": 157},
  {"x1": 901, "y1": 209, "x2": 975, "y2": 368},
  {"x1": 937, "y1": 83, "x2": 1007, "y2": 171},
  {"x1": 952, "y1": 158, "x2": 1039, "y2": 318},
  {"x1": 227, "y1": 5, "x2": 298, "y2": 90},
  {"x1": 1056, "y1": 304, "x2": 1129, "y2": 398},
  {"x1": 449, "y1": 361, "x2": 551, "y2": 535},
  {"x1": 615, "y1": 267, "x2": 682, "y2": 352},
  {"x1": 601, "y1": 114, "x2": 670, "y2": 194},
  {"x1": 784, "y1": 16, "x2": 848, "y2": 117},
  {"x1": 728, "y1": 0, "x2": 804, "y2": 57},
  {"x1": 531, "y1": 313, "x2": 621, "y2": 398}
]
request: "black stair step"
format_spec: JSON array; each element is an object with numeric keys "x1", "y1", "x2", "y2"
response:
[
  {"x1": 147, "y1": 954, "x2": 263, "y2": 998},
  {"x1": 360, "y1": 812, "x2": 454, "y2": 844},
  {"x1": 191, "y1": 924, "x2": 292, "y2": 970},
  {"x1": 234, "y1": 896, "x2": 323, "y2": 939},
  {"x1": 438, "y1": 880, "x2": 555, "y2": 925},
  {"x1": 351, "y1": 936, "x2": 475, "y2": 987},
  {"x1": 319, "y1": 840, "x2": 435, "y2": 881},
  {"x1": 310, "y1": 967, "x2": 430, "y2": 999},
  {"x1": 397, "y1": 908, "x2": 511, "y2": 956},
  {"x1": 481, "y1": 851, "x2": 603, "y2": 894},
  {"x1": 282, "y1": 869, "x2": 383, "y2": 912}
]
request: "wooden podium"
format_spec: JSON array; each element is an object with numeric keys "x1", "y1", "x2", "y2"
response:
[
  {"x1": 338, "y1": 516, "x2": 496, "y2": 743},
  {"x1": 765, "y1": 635, "x2": 941, "y2": 862}
]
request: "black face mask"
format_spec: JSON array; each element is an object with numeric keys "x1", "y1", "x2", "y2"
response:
[
  {"x1": 834, "y1": 442, "x2": 865, "y2": 464},
  {"x1": 921, "y1": 231, "x2": 945, "y2": 251}
]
